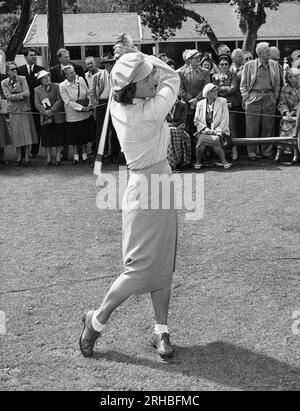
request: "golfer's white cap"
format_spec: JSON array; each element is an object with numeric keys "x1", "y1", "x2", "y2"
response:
[
  {"x1": 111, "y1": 53, "x2": 153, "y2": 91},
  {"x1": 203, "y1": 83, "x2": 217, "y2": 98}
]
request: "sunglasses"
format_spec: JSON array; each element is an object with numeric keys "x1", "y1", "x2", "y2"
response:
[
  {"x1": 220, "y1": 63, "x2": 229, "y2": 67},
  {"x1": 9, "y1": 67, "x2": 17, "y2": 71}
]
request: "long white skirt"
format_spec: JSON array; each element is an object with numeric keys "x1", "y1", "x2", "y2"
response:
[{"x1": 113, "y1": 159, "x2": 178, "y2": 295}]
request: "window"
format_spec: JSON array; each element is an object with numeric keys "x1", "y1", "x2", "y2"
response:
[
  {"x1": 67, "y1": 46, "x2": 82, "y2": 60},
  {"x1": 85, "y1": 46, "x2": 100, "y2": 58}
]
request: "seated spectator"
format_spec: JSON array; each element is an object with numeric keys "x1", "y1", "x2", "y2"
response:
[
  {"x1": 0, "y1": 101, "x2": 10, "y2": 164},
  {"x1": 212, "y1": 55, "x2": 241, "y2": 161},
  {"x1": 167, "y1": 98, "x2": 191, "y2": 172},
  {"x1": 194, "y1": 83, "x2": 231, "y2": 170},
  {"x1": 1, "y1": 62, "x2": 37, "y2": 166},
  {"x1": 276, "y1": 68, "x2": 300, "y2": 164},
  {"x1": 34, "y1": 70, "x2": 65, "y2": 166},
  {"x1": 59, "y1": 66, "x2": 92, "y2": 165}
]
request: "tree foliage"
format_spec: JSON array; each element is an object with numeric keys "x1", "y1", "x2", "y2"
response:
[{"x1": 114, "y1": 0, "x2": 282, "y2": 54}]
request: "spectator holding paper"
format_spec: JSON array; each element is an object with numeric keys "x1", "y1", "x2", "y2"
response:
[{"x1": 34, "y1": 70, "x2": 65, "y2": 165}]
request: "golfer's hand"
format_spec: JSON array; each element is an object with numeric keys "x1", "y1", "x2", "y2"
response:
[{"x1": 286, "y1": 112, "x2": 293, "y2": 121}]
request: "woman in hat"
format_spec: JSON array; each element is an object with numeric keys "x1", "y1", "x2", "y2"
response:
[
  {"x1": 59, "y1": 66, "x2": 92, "y2": 165},
  {"x1": 1, "y1": 62, "x2": 37, "y2": 166},
  {"x1": 194, "y1": 83, "x2": 232, "y2": 169},
  {"x1": 80, "y1": 52, "x2": 180, "y2": 359},
  {"x1": 212, "y1": 54, "x2": 241, "y2": 161},
  {"x1": 34, "y1": 70, "x2": 65, "y2": 165}
]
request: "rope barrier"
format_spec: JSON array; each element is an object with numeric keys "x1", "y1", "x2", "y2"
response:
[
  {"x1": 0, "y1": 104, "x2": 297, "y2": 122},
  {"x1": 0, "y1": 101, "x2": 109, "y2": 116}
]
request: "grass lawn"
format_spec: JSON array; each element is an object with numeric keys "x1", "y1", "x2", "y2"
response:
[{"x1": 0, "y1": 152, "x2": 299, "y2": 391}]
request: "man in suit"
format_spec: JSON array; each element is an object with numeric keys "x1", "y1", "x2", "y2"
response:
[
  {"x1": 17, "y1": 49, "x2": 44, "y2": 156},
  {"x1": 50, "y1": 48, "x2": 85, "y2": 84},
  {"x1": 241, "y1": 42, "x2": 281, "y2": 159},
  {"x1": 50, "y1": 48, "x2": 86, "y2": 161}
]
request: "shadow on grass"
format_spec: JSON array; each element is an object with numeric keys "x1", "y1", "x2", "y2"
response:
[{"x1": 93, "y1": 341, "x2": 300, "y2": 391}]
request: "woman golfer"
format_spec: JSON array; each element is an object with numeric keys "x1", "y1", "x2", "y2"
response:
[{"x1": 79, "y1": 52, "x2": 180, "y2": 358}]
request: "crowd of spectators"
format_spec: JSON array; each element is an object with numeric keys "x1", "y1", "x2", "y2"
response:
[{"x1": 0, "y1": 43, "x2": 299, "y2": 171}]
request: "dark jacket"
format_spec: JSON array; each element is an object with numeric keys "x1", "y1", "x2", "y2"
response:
[
  {"x1": 17, "y1": 63, "x2": 45, "y2": 108},
  {"x1": 49, "y1": 63, "x2": 86, "y2": 85},
  {"x1": 166, "y1": 100, "x2": 188, "y2": 128},
  {"x1": 34, "y1": 83, "x2": 65, "y2": 124}
]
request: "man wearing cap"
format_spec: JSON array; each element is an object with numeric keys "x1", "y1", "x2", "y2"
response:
[
  {"x1": 90, "y1": 53, "x2": 119, "y2": 163},
  {"x1": 80, "y1": 52, "x2": 180, "y2": 359},
  {"x1": 177, "y1": 49, "x2": 210, "y2": 157}
]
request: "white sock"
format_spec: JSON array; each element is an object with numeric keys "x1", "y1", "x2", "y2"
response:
[
  {"x1": 92, "y1": 311, "x2": 106, "y2": 333},
  {"x1": 82, "y1": 153, "x2": 88, "y2": 161},
  {"x1": 74, "y1": 154, "x2": 79, "y2": 161},
  {"x1": 154, "y1": 324, "x2": 169, "y2": 335}
]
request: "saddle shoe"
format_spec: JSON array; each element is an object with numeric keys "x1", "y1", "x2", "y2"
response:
[
  {"x1": 79, "y1": 311, "x2": 101, "y2": 358},
  {"x1": 150, "y1": 332, "x2": 174, "y2": 357}
]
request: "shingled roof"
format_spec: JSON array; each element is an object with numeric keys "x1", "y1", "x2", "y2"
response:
[{"x1": 24, "y1": 2, "x2": 300, "y2": 47}]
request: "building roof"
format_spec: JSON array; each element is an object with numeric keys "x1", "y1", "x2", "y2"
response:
[{"x1": 24, "y1": 2, "x2": 300, "y2": 47}]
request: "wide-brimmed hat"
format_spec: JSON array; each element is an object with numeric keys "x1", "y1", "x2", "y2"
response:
[
  {"x1": 203, "y1": 83, "x2": 217, "y2": 98},
  {"x1": 111, "y1": 52, "x2": 153, "y2": 91},
  {"x1": 100, "y1": 53, "x2": 115, "y2": 64},
  {"x1": 185, "y1": 49, "x2": 201, "y2": 61},
  {"x1": 36, "y1": 70, "x2": 50, "y2": 81}
]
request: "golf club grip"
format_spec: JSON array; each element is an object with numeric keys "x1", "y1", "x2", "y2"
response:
[{"x1": 97, "y1": 90, "x2": 113, "y2": 157}]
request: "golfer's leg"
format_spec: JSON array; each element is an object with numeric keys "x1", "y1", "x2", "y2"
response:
[
  {"x1": 95, "y1": 280, "x2": 132, "y2": 324},
  {"x1": 150, "y1": 285, "x2": 171, "y2": 325},
  {"x1": 150, "y1": 285, "x2": 174, "y2": 356}
]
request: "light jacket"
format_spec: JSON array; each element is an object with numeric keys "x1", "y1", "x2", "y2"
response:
[
  {"x1": 240, "y1": 58, "x2": 281, "y2": 102},
  {"x1": 194, "y1": 97, "x2": 230, "y2": 135}
]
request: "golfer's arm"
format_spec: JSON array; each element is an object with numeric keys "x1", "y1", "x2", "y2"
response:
[{"x1": 146, "y1": 56, "x2": 180, "y2": 121}]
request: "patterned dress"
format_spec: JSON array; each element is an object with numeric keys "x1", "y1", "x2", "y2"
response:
[{"x1": 277, "y1": 83, "x2": 300, "y2": 151}]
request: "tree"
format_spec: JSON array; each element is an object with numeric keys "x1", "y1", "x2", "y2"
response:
[
  {"x1": 5, "y1": 0, "x2": 32, "y2": 61},
  {"x1": 48, "y1": 0, "x2": 64, "y2": 67},
  {"x1": 120, "y1": 0, "x2": 280, "y2": 54},
  {"x1": 231, "y1": 1, "x2": 279, "y2": 52}
]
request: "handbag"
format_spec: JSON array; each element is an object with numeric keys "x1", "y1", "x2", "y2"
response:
[
  {"x1": 76, "y1": 82, "x2": 90, "y2": 107},
  {"x1": 41, "y1": 114, "x2": 53, "y2": 128},
  {"x1": 219, "y1": 133, "x2": 233, "y2": 149}
]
